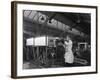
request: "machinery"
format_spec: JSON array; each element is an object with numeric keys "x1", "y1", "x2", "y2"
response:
[{"x1": 25, "y1": 36, "x2": 90, "y2": 67}]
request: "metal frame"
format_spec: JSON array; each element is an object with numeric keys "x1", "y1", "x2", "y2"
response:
[{"x1": 11, "y1": 1, "x2": 98, "y2": 79}]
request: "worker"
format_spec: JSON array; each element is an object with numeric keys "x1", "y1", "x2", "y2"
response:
[
  {"x1": 56, "y1": 39, "x2": 65, "y2": 66},
  {"x1": 64, "y1": 35, "x2": 74, "y2": 67}
]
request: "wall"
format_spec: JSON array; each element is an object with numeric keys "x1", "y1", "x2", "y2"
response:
[{"x1": 0, "y1": 0, "x2": 100, "y2": 80}]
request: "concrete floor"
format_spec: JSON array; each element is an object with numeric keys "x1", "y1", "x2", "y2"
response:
[{"x1": 23, "y1": 58, "x2": 89, "y2": 69}]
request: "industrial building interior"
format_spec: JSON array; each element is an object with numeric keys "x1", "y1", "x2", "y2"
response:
[{"x1": 23, "y1": 10, "x2": 91, "y2": 69}]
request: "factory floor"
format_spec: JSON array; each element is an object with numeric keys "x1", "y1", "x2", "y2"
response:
[
  {"x1": 23, "y1": 58, "x2": 88, "y2": 69},
  {"x1": 23, "y1": 59, "x2": 61, "y2": 69}
]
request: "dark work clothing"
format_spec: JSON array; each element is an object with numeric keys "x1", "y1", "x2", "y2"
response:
[{"x1": 56, "y1": 46, "x2": 65, "y2": 64}]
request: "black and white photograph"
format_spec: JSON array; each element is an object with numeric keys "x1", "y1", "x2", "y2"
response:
[
  {"x1": 23, "y1": 10, "x2": 91, "y2": 69},
  {"x1": 11, "y1": 1, "x2": 97, "y2": 78}
]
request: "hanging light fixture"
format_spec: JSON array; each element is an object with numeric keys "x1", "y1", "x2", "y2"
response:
[
  {"x1": 41, "y1": 16, "x2": 45, "y2": 20},
  {"x1": 48, "y1": 20, "x2": 52, "y2": 23},
  {"x1": 77, "y1": 14, "x2": 81, "y2": 23}
]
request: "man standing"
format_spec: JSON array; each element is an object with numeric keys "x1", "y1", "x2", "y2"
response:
[{"x1": 64, "y1": 36, "x2": 74, "y2": 67}]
